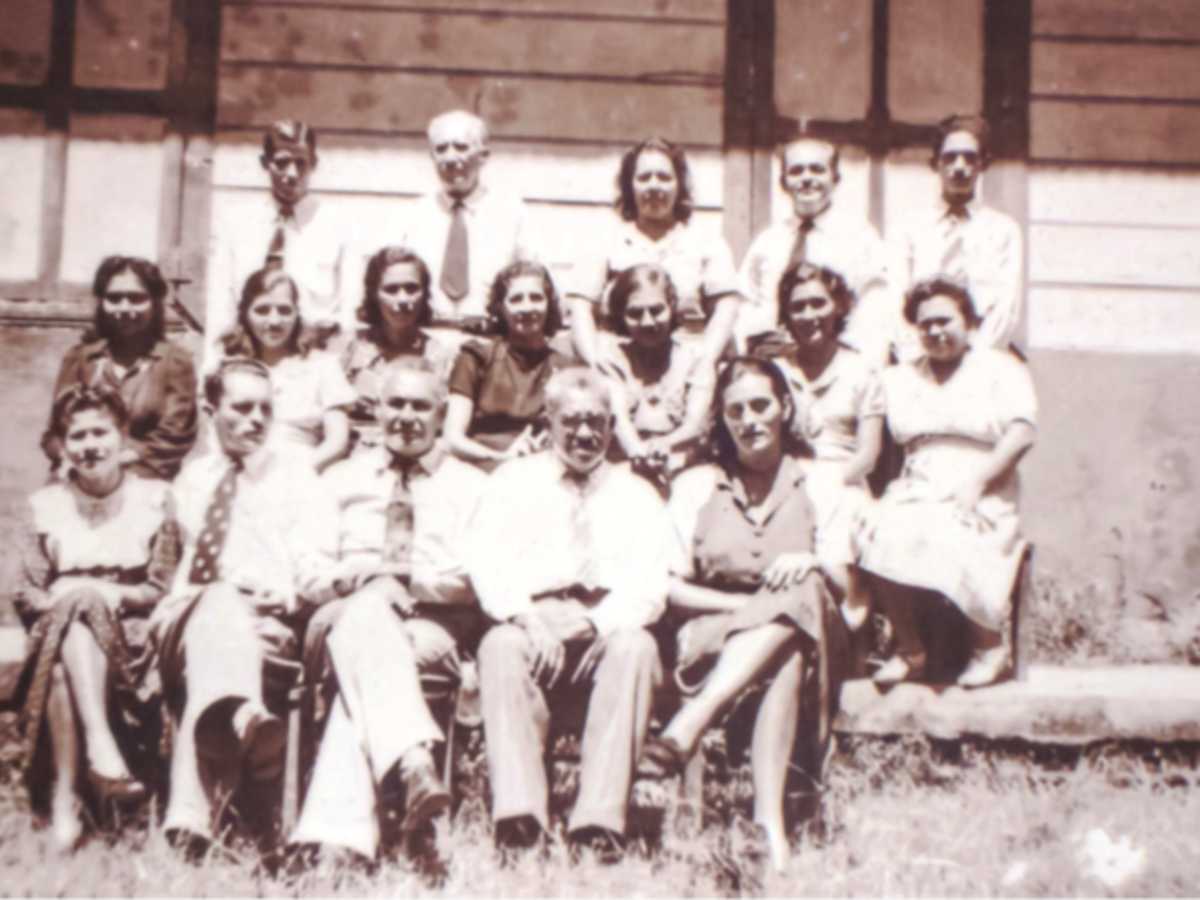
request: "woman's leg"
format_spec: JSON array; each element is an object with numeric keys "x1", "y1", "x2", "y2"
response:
[
  {"x1": 59, "y1": 621, "x2": 130, "y2": 778},
  {"x1": 750, "y1": 645, "x2": 803, "y2": 872},
  {"x1": 662, "y1": 623, "x2": 797, "y2": 755},
  {"x1": 46, "y1": 664, "x2": 82, "y2": 848}
]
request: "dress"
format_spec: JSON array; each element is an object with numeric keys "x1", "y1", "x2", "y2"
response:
[
  {"x1": 854, "y1": 348, "x2": 1037, "y2": 629},
  {"x1": 259, "y1": 350, "x2": 357, "y2": 456},
  {"x1": 48, "y1": 337, "x2": 198, "y2": 480},
  {"x1": 339, "y1": 329, "x2": 457, "y2": 451},
  {"x1": 13, "y1": 474, "x2": 179, "y2": 806},
  {"x1": 596, "y1": 333, "x2": 716, "y2": 439},
  {"x1": 770, "y1": 345, "x2": 884, "y2": 568},
  {"x1": 447, "y1": 339, "x2": 574, "y2": 455}
]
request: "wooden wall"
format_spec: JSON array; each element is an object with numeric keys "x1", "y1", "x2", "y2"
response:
[{"x1": 1026, "y1": 0, "x2": 1200, "y2": 353}]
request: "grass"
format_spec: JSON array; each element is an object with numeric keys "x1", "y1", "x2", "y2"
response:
[{"x1": 1, "y1": 717, "x2": 1198, "y2": 898}]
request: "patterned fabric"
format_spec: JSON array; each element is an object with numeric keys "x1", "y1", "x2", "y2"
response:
[
  {"x1": 439, "y1": 200, "x2": 469, "y2": 300},
  {"x1": 186, "y1": 462, "x2": 239, "y2": 585},
  {"x1": 383, "y1": 466, "x2": 415, "y2": 568}
]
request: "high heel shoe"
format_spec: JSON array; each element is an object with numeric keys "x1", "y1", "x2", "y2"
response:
[{"x1": 87, "y1": 768, "x2": 148, "y2": 807}]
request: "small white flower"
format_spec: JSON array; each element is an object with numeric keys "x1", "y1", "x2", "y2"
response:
[{"x1": 1078, "y1": 827, "x2": 1146, "y2": 888}]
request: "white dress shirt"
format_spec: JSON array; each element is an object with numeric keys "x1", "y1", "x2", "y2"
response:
[{"x1": 467, "y1": 452, "x2": 673, "y2": 636}]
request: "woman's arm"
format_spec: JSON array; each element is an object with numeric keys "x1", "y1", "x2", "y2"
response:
[
  {"x1": 313, "y1": 408, "x2": 351, "y2": 473},
  {"x1": 952, "y1": 420, "x2": 1036, "y2": 511},
  {"x1": 567, "y1": 296, "x2": 600, "y2": 368},
  {"x1": 667, "y1": 575, "x2": 748, "y2": 615},
  {"x1": 700, "y1": 295, "x2": 739, "y2": 366},
  {"x1": 843, "y1": 414, "x2": 884, "y2": 485},
  {"x1": 444, "y1": 394, "x2": 512, "y2": 464}
]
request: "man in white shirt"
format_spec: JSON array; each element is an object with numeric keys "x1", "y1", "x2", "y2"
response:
[
  {"x1": 150, "y1": 357, "x2": 337, "y2": 848},
  {"x1": 205, "y1": 121, "x2": 363, "y2": 368},
  {"x1": 895, "y1": 114, "x2": 1024, "y2": 356},
  {"x1": 469, "y1": 366, "x2": 673, "y2": 861},
  {"x1": 395, "y1": 110, "x2": 533, "y2": 341},
  {"x1": 738, "y1": 134, "x2": 894, "y2": 363},
  {"x1": 290, "y1": 357, "x2": 487, "y2": 864}
]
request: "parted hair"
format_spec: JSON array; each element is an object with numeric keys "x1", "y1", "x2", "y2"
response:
[
  {"x1": 776, "y1": 261, "x2": 855, "y2": 333},
  {"x1": 708, "y1": 356, "x2": 807, "y2": 475},
  {"x1": 931, "y1": 114, "x2": 991, "y2": 169},
  {"x1": 219, "y1": 267, "x2": 326, "y2": 359},
  {"x1": 46, "y1": 384, "x2": 129, "y2": 442},
  {"x1": 202, "y1": 356, "x2": 272, "y2": 408},
  {"x1": 486, "y1": 260, "x2": 564, "y2": 338},
  {"x1": 607, "y1": 263, "x2": 680, "y2": 336},
  {"x1": 615, "y1": 137, "x2": 695, "y2": 224},
  {"x1": 87, "y1": 255, "x2": 168, "y2": 344},
  {"x1": 902, "y1": 276, "x2": 981, "y2": 327},
  {"x1": 262, "y1": 119, "x2": 317, "y2": 163},
  {"x1": 358, "y1": 245, "x2": 434, "y2": 339}
]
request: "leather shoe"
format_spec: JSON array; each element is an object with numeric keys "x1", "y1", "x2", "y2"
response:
[
  {"x1": 957, "y1": 645, "x2": 1009, "y2": 688},
  {"x1": 568, "y1": 826, "x2": 625, "y2": 865},
  {"x1": 401, "y1": 761, "x2": 450, "y2": 833},
  {"x1": 637, "y1": 735, "x2": 688, "y2": 780},
  {"x1": 239, "y1": 706, "x2": 286, "y2": 781},
  {"x1": 88, "y1": 769, "x2": 148, "y2": 808}
]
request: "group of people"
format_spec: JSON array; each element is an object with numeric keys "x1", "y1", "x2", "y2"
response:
[{"x1": 12, "y1": 107, "x2": 1037, "y2": 875}]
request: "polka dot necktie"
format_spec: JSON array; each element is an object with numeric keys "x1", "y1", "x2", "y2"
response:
[{"x1": 187, "y1": 461, "x2": 241, "y2": 585}]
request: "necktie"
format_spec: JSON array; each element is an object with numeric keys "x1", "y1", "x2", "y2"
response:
[
  {"x1": 383, "y1": 464, "x2": 415, "y2": 568},
  {"x1": 264, "y1": 204, "x2": 294, "y2": 271},
  {"x1": 439, "y1": 200, "x2": 469, "y2": 301},
  {"x1": 940, "y1": 205, "x2": 969, "y2": 280},
  {"x1": 786, "y1": 216, "x2": 816, "y2": 270},
  {"x1": 187, "y1": 461, "x2": 240, "y2": 585},
  {"x1": 565, "y1": 473, "x2": 597, "y2": 589}
]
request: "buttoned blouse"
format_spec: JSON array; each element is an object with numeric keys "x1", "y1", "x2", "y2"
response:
[{"x1": 771, "y1": 345, "x2": 884, "y2": 461}]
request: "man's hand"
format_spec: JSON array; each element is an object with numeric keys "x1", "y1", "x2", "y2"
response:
[
  {"x1": 513, "y1": 611, "x2": 566, "y2": 688},
  {"x1": 571, "y1": 627, "x2": 604, "y2": 684},
  {"x1": 761, "y1": 552, "x2": 819, "y2": 592}
]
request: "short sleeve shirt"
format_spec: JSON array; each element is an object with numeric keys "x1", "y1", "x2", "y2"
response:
[
  {"x1": 267, "y1": 351, "x2": 357, "y2": 449},
  {"x1": 771, "y1": 345, "x2": 884, "y2": 461}
]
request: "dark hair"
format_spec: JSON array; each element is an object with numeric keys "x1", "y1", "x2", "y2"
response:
[
  {"x1": 486, "y1": 261, "x2": 563, "y2": 338},
  {"x1": 220, "y1": 267, "x2": 324, "y2": 359},
  {"x1": 615, "y1": 137, "x2": 694, "y2": 225},
  {"x1": 777, "y1": 261, "x2": 855, "y2": 334},
  {"x1": 607, "y1": 264, "x2": 680, "y2": 336},
  {"x1": 903, "y1": 276, "x2": 982, "y2": 328},
  {"x1": 707, "y1": 356, "x2": 806, "y2": 474},
  {"x1": 358, "y1": 246, "x2": 433, "y2": 342},
  {"x1": 261, "y1": 119, "x2": 318, "y2": 164},
  {"x1": 88, "y1": 255, "x2": 168, "y2": 344},
  {"x1": 932, "y1": 114, "x2": 991, "y2": 169},
  {"x1": 46, "y1": 384, "x2": 129, "y2": 443},
  {"x1": 203, "y1": 356, "x2": 272, "y2": 408}
]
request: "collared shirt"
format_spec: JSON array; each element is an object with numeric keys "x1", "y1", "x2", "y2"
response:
[
  {"x1": 896, "y1": 197, "x2": 1024, "y2": 352},
  {"x1": 318, "y1": 444, "x2": 486, "y2": 606},
  {"x1": 168, "y1": 446, "x2": 338, "y2": 609},
  {"x1": 737, "y1": 208, "x2": 894, "y2": 361},
  {"x1": 572, "y1": 218, "x2": 742, "y2": 321},
  {"x1": 206, "y1": 194, "x2": 364, "y2": 367},
  {"x1": 771, "y1": 344, "x2": 884, "y2": 461},
  {"x1": 394, "y1": 181, "x2": 533, "y2": 322},
  {"x1": 49, "y1": 337, "x2": 198, "y2": 480},
  {"x1": 467, "y1": 451, "x2": 673, "y2": 636}
]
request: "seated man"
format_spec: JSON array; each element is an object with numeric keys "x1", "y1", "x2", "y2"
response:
[
  {"x1": 150, "y1": 357, "x2": 336, "y2": 848},
  {"x1": 291, "y1": 357, "x2": 487, "y2": 862},
  {"x1": 468, "y1": 366, "x2": 674, "y2": 860}
]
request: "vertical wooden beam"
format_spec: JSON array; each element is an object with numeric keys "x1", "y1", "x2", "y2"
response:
[
  {"x1": 865, "y1": 0, "x2": 890, "y2": 233},
  {"x1": 723, "y1": 0, "x2": 775, "y2": 264},
  {"x1": 37, "y1": 0, "x2": 77, "y2": 295}
]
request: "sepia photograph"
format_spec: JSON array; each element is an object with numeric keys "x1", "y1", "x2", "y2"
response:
[{"x1": 0, "y1": 0, "x2": 1197, "y2": 895}]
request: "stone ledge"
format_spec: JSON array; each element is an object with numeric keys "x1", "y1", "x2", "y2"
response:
[{"x1": 836, "y1": 664, "x2": 1200, "y2": 744}]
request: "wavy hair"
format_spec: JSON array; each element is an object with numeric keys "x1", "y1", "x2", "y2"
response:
[
  {"x1": 87, "y1": 255, "x2": 168, "y2": 344},
  {"x1": 615, "y1": 137, "x2": 694, "y2": 224}
]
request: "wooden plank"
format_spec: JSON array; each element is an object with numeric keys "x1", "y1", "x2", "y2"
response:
[
  {"x1": 212, "y1": 131, "x2": 727, "y2": 208},
  {"x1": 220, "y1": 6, "x2": 723, "y2": 79},
  {"x1": 0, "y1": 0, "x2": 53, "y2": 86},
  {"x1": 1030, "y1": 165, "x2": 1200, "y2": 228},
  {"x1": 217, "y1": 67, "x2": 724, "y2": 146},
  {"x1": 1033, "y1": 41, "x2": 1200, "y2": 101},
  {"x1": 1027, "y1": 285, "x2": 1200, "y2": 354},
  {"x1": 888, "y1": 0, "x2": 984, "y2": 123},
  {"x1": 774, "y1": 0, "x2": 873, "y2": 122},
  {"x1": 73, "y1": 0, "x2": 173, "y2": 90},
  {"x1": 220, "y1": 0, "x2": 726, "y2": 24},
  {"x1": 1031, "y1": 100, "x2": 1200, "y2": 164},
  {"x1": 1029, "y1": 223, "x2": 1200, "y2": 288},
  {"x1": 1034, "y1": 0, "x2": 1200, "y2": 41}
]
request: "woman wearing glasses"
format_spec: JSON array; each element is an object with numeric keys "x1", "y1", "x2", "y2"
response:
[
  {"x1": 45, "y1": 256, "x2": 198, "y2": 481},
  {"x1": 339, "y1": 246, "x2": 457, "y2": 452}
]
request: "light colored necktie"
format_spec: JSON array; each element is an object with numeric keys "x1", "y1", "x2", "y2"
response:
[
  {"x1": 439, "y1": 200, "x2": 469, "y2": 301},
  {"x1": 383, "y1": 464, "x2": 415, "y2": 567},
  {"x1": 940, "y1": 206, "x2": 969, "y2": 280}
]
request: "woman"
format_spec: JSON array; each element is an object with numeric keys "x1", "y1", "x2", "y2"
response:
[
  {"x1": 855, "y1": 277, "x2": 1037, "y2": 687},
  {"x1": 46, "y1": 255, "x2": 198, "y2": 480},
  {"x1": 16, "y1": 386, "x2": 178, "y2": 850},
  {"x1": 597, "y1": 264, "x2": 715, "y2": 478},
  {"x1": 764, "y1": 262, "x2": 884, "y2": 629},
  {"x1": 218, "y1": 266, "x2": 355, "y2": 471},
  {"x1": 444, "y1": 261, "x2": 574, "y2": 468},
  {"x1": 340, "y1": 246, "x2": 456, "y2": 451},
  {"x1": 567, "y1": 137, "x2": 742, "y2": 368},
  {"x1": 639, "y1": 357, "x2": 844, "y2": 873}
]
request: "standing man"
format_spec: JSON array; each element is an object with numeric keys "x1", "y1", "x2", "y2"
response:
[
  {"x1": 895, "y1": 114, "x2": 1023, "y2": 356},
  {"x1": 396, "y1": 110, "x2": 534, "y2": 344},
  {"x1": 291, "y1": 357, "x2": 487, "y2": 863},
  {"x1": 737, "y1": 133, "x2": 894, "y2": 363},
  {"x1": 150, "y1": 357, "x2": 336, "y2": 848},
  {"x1": 206, "y1": 120, "x2": 363, "y2": 366},
  {"x1": 468, "y1": 367, "x2": 673, "y2": 861}
]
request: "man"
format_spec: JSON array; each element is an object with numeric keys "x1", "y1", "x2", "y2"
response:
[
  {"x1": 737, "y1": 133, "x2": 894, "y2": 363},
  {"x1": 150, "y1": 357, "x2": 336, "y2": 847},
  {"x1": 895, "y1": 114, "x2": 1023, "y2": 356},
  {"x1": 468, "y1": 366, "x2": 673, "y2": 860},
  {"x1": 395, "y1": 110, "x2": 534, "y2": 342},
  {"x1": 290, "y1": 357, "x2": 487, "y2": 862},
  {"x1": 206, "y1": 120, "x2": 363, "y2": 367}
]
